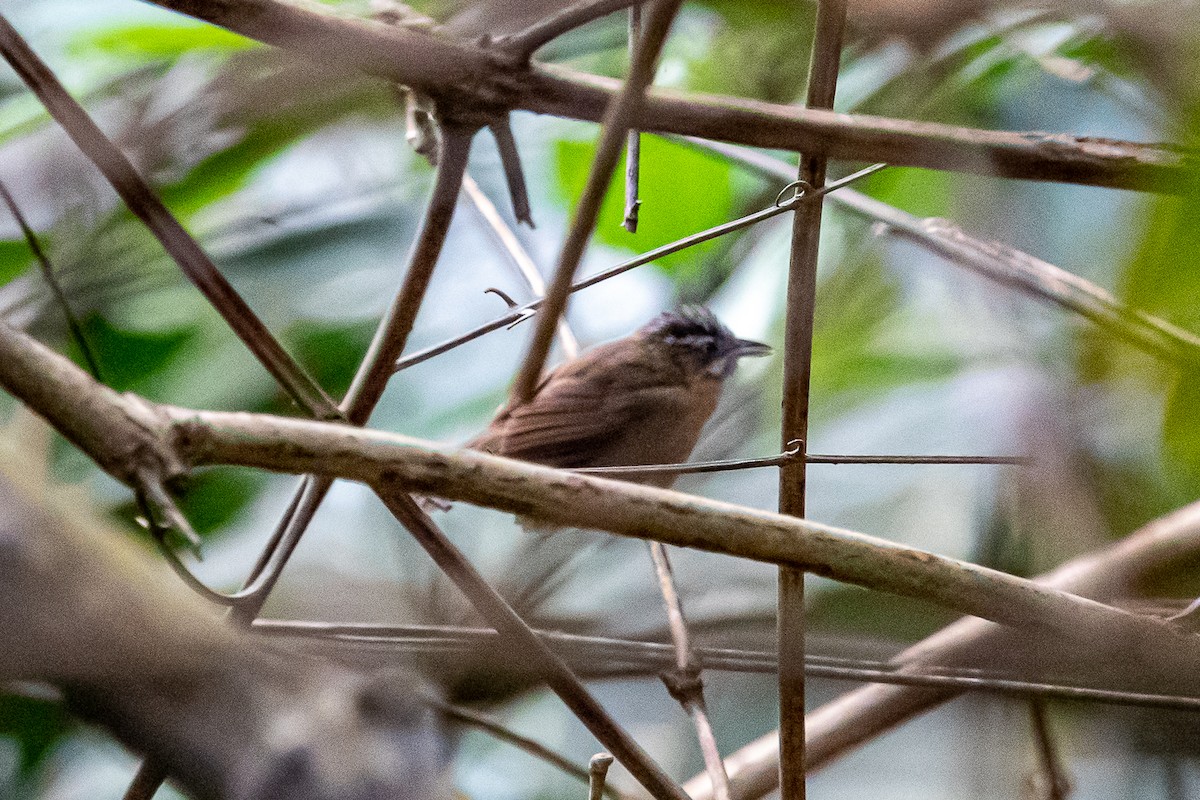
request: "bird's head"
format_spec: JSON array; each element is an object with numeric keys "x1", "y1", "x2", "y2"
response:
[{"x1": 640, "y1": 308, "x2": 771, "y2": 379}]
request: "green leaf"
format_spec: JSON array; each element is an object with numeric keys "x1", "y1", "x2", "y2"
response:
[
  {"x1": 0, "y1": 240, "x2": 33, "y2": 286},
  {"x1": 553, "y1": 134, "x2": 734, "y2": 283},
  {"x1": 810, "y1": 253, "x2": 963, "y2": 417},
  {"x1": 71, "y1": 23, "x2": 258, "y2": 60},
  {"x1": 286, "y1": 318, "x2": 377, "y2": 400},
  {"x1": 0, "y1": 694, "x2": 70, "y2": 778},
  {"x1": 1164, "y1": 366, "x2": 1200, "y2": 480},
  {"x1": 856, "y1": 165, "x2": 958, "y2": 219},
  {"x1": 1122, "y1": 196, "x2": 1200, "y2": 336},
  {"x1": 175, "y1": 468, "x2": 268, "y2": 536},
  {"x1": 159, "y1": 77, "x2": 392, "y2": 218},
  {"x1": 78, "y1": 314, "x2": 195, "y2": 394}
]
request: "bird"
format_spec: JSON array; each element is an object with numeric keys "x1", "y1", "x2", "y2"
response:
[{"x1": 469, "y1": 308, "x2": 771, "y2": 486}]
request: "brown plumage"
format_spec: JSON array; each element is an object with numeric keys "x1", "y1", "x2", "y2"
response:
[{"x1": 471, "y1": 309, "x2": 770, "y2": 486}]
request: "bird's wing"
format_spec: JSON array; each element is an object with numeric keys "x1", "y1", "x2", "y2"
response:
[
  {"x1": 485, "y1": 349, "x2": 683, "y2": 467},
  {"x1": 493, "y1": 375, "x2": 639, "y2": 466}
]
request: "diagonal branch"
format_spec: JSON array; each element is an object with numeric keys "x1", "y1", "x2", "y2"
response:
[
  {"x1": 0, "y1": 13, "x2": 337, "y2": 418},
  {"x1": 679, "y1": 496, "x2": 1200, "y2": 800},
  {"x1": 509, "y1": 0, "x2": 682, "y2": 404},
  {"x1": 7, "y1": 317, "x2": 1200, "y2": 705},
  {"x1": 691, "y1": 139, "x2": 1200, "y2": 366},
  {"x1": 231, "y1": 126, "x2": 476, "y2": 616},
  {"x1": 140, "y1": 0, "x2": 1200, "y2": 193}
]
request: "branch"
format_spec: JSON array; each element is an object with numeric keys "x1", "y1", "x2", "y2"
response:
[
  {"x1": 776, "y1": 1, "x2": 848, "y2": 794},
  {"x1": 510, "y1": 0, "x2": 682, "y2": 403},
  {"x1": 679, "y1": 497, "x2": 1200, "y2": 800},
  {"x1": 436, "y1": 702, "x2": 631, "y2": 800},
  {"x1": 501, "y1": 0, "x2": 647, "y2": 62},
  {"x1": 0, "y1": 463, "x2": 445, "y2": 800},
  {"x1": 7, "y1": 318, "x2": 1200, "y2": 701},
  {"x1": 0, "y1": 12, "x2": 337, "y2": 418},
  {"x1": 143, "y1": 0, "x2": 513, "y2": 107},
  {"x1": 690, "y1": 139, "x2": 1200, "y2": 366},
  {"x1": 139, "y1": 0, "x2": 1200, "y2": 192}
]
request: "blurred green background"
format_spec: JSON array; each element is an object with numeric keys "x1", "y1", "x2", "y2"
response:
[{"x1": 2, "y1": 0, "x2": 1200, "y2": 797}]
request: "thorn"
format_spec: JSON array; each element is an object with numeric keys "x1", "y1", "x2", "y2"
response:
[
  {"x1": 484, "y1": 287, "x2": 520, "y2": 309},
  {"x1": 139, "y1": 473, "x2": 203, "y2": 561},
  {"x1": 622, "y1": 200, "x2": 641, "y2": 233},
  {"x1": 507, "y1": 308, "x2": 537, "y2": 329},
  {"x1": 489, "y1": 117, "x2": 535, "y2": 228}
]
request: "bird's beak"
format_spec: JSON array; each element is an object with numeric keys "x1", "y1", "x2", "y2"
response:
[{"x1": 731, "y1": 338, "x2": 772, "y2": 358}]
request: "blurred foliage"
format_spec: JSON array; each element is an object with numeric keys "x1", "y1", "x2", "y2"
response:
[
  {"x1": 2, "y1": 1, "x2": 1200, "y2": 799},
  {"x1": 686, "y1": 0, "x2": 815, "y2": 101},
  {"x1": 0, "y1": 241, "x2": 32, "y2": 283},
  {"x1": 72, "y1": 21, "x2": 260, "y2": 58},
  {"x1": 76, "y1": 313, "x2": 194, "y2": 392},
  {"x1": 554, "y1": 133, "x2": 737, "y2": 284},
  {"x1": 0, "y1": 696, "x2": 71, "y2": 780}
]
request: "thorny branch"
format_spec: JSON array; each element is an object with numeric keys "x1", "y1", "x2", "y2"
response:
[
  {"x1": 7, "y1": 319, "x2": 1200, "y2": 704},
  {"x1": 138, "y1": 0, "x2": 1200, "y2": 192},
  {"x1": 680, "y1": 498, "x2": 1200, "y2": 800}
]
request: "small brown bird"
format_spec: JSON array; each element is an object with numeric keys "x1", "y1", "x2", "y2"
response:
[{"x1": 471, "y1": 308, "x2": 771, "y2": 484}]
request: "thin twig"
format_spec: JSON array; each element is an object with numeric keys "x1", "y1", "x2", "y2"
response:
[
  {"x1": 0, "y1": 179, "x2": 102, "y2": 381},
  {"x1": 573, "y1": 446, "x2": 1027, "y2": 476},
  {"x1": 806, "y1": 453, "x2": 1029, "y2": 465},
  {"x1": 589, "y1": 753, "x2": 616, "y2": 800},
  {"x1": 376, "y1": 491, "x2": 691, "y2": 800},
  {"x1": 776, "y1": 4, "x2": 848, "y2": 797},
  {"x1": 622, "y1": 4, "x2": 642, "y2": 233},
  {"x1": 502, "y1": 0, "x2": 648, "y2": 62},
  {"x1": 687, "y1": 137, "x2": 1200, "y2": 367},
  {"x1": 648, "y1": 542, "x2": 732, "y2": 800},
  {"x1": 434, "y1": 702, "x2": 628, "y2": 800},
  {"x1": 509, "y1": 0, "x2": 682, "y2": 405},
  {"x1": 576, "y1": 445, "x2": 802, "y2": 476},
  {"x1": 487, "y1": 117, "x2": 535, "y2": 227},
  {"x1": 0, "y1": 13, "x2": 337, "y2": 419},
  {"x1": 395, "y1": 165, "x2": 885, "y2": 374},
  {"x1": 342, "y1": 126, "x2": 477, "y2": 424},
  {"x1": 462, "y1": 173, "x2": 578, "y2": 358},
  {"x1": 257, "y1": 619, "x2": 1200, "y2": 713},
  {"x1": 1028, "y1": 699, "x2": 1073, "y2": 800}
]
